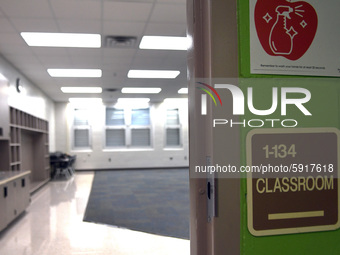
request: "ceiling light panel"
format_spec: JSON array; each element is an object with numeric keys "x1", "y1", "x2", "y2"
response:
[
  {"x1": 178, "y1": 88, "x2": 188, "y2": 94},
  {"x1": 163, "y1": 98, "x2": 188, "y2": 104},
  {"x1": 139, "y1": 36, "x2": 188, "y2": 50},
  {"x1": 21, "y1": 32, "x2": 101, "y2": 48},
  {"x1": 115, "y1": 98, "x2": 150, "y2": 109},
  {"x1": 0, "y1": 73, "x2": 8, "y2": 81},
  {"x1": 127, "y1": 70, "x2": 180, "y2": 79},
  {"x1": 61, "y1": 87, "x2": 102, "y2": 93},
  {"x1": 121, "y1": 87, "x2": 161, "y2": 94},
  {"x1": 48, "y1": 69, "x2": 102, "y2": 78},
  {"x1": 117, "y1": 98, "x2": 150, "y2": 103}
]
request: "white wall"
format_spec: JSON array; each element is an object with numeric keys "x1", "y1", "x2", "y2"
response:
[
  {"x1": 55, "y1": 99, "x2": 189, "y2": 170},
  {"x1": 0, "y1": 54, "x2": 189, "y2": 169},
  {"x1": 0, "y1": 54, "x2": 55, "y2": 151},
  {"x1": 54, "y1": 102, "x2": 68, "y2": 152}
]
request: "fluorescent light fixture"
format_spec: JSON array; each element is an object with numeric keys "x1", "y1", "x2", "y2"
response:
[
  {"x1": 139, "y1": 36, "x2": 188, "y2": 50},
  {"x1": 116, "y1": 98, "x2": 150, "y2": 109},
  {"x1": 178, "y1": 88, "x2": 188, "y2": 94},
  {"x1": 69, "y1": 98, "x2": 102, "y2": 106},
  {"x1": 128, "y1": 70, "x2": 180, "y2": 79},
  {"x1": 0, "y1": 73, "x2": 8, "y2": 81},
  {"x1": 117, "y1": 98, "x2": 150, "y2": 104},
  {"x1": 48, "y1": 69, "x2": 102, "y2": 78},
  {"x1": 21, "y1": 32, "x2": 101, "y2": 48},
  {"x1": 61, "y1": 87, "x2": 102, "y2": 93},
  {"x1": 121, "y1": 87, "x2": 161, "y2": 94}
]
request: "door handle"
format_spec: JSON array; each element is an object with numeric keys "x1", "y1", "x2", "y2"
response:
[{"x1": 4, "y1": 187, "x2": 7, "y2": 198}]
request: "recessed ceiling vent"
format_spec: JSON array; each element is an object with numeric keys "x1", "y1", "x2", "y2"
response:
[
  {"x1": 103, "y1": 88, "x2": 119, "y2": 92},
  {"x1": 104, "y1": 36, "x2": 137, "y2": 48}
]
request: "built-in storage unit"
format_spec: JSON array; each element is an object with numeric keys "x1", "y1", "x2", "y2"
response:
[
  {"x1": 0, "y1": 79, "x2": 9, "y2": 140},
  {"x1": 0, "y1": 140, "x2": 10, "y2": 171},
  {"x1": 9, "y1": 107, "x2": 50, "y2": 192},
  {"x1": 0, "y1": 170, "x2": 30, "y2": 232},
  {"x1": 0, "y1": 79, "x2": 10, "y2": 171}
]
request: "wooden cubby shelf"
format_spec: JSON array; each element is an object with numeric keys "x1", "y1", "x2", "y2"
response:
[{"x1": 9, "y1": 107, "x2": 50, "y2": 193}]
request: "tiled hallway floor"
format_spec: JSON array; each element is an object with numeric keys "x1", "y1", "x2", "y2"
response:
[{"x1": 0, "y1": 172, "x2": 190, "y2": 255}]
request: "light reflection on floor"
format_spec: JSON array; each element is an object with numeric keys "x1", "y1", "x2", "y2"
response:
[{"x1": 0, "y1": 172, "x2": 190, "y2": 255}]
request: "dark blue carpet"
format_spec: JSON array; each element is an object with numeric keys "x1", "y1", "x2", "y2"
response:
[{"x1": 83, "y1": 169, "x2": 189, "y2": 239}]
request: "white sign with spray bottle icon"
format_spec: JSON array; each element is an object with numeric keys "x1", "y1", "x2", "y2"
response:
[
  {"x1": 250, "y1": 0, "x2": 340, "y2": 77},
  {"x1": 269, "y1": 5, "x2": 296, "y2": 56}
]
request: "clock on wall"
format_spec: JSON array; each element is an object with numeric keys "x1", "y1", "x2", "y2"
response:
[{"x1": 16, "y1": 78, "x2": 23, "y2": 93}]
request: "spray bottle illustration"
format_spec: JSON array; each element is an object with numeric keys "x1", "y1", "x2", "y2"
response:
[
  {"x1": 269, "y1": 5, "x2": 297, "y2": 55},
  {"x1": 255, "y1": 0, "x2": 318, "y2": 60}
]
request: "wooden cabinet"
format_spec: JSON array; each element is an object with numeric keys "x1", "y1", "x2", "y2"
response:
[
  {"x1": 5, "y1": 179, "x2": 16, "y2": 224},
  {"x1": 0, "y1": 80, "x2": 49, "y2": 194},
  {"x1": 9, "y1": 107, "x2": 50, "y2": 193},
  {"x1": 0, "y1": 183, "x2": 7, "y2": 231},
  {"x1": 16, "y1": 175, "x2": 30, "y2": 214},
  {"x1": 0, "y1": 171, "x2": 30, "y2": 233},
  {"x1": 0, "y1": 140, "x2": 10, "y2": 171}
]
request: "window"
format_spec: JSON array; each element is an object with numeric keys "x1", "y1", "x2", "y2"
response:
[
  {"x1": 131, "y1": 108, "x2": 151, "y2": 147},
  {"x1": 105, "y1": 107, "x2": 151, "y2": 148},
  {"x1": 106, "y1": 108, "x2": 124, "y2": 126},
  {"x1": 105, "y1": 108, "x2": 126, "y2": 147},
  {"x1": 73, "y1": 108, "x2": 91, "y2": 149},
  {"x1": 165, "y1": 108, "x2": 181, "y2": 147}
]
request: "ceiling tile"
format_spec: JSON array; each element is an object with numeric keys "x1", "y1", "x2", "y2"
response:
[
  {"x1": 0, "y1": 32, "x2": 27, "y2": 46},
  {"x1": 6, "y1": 55, "x2": 42, "y2": 72},
  {"x1": 69, "y1": 56, "x2": 103, "y2": 68},
  {"x1": 15, "y1": 68, "x2": 49, "y2": 79},
  {"x1": 56, "y1": 77, "x2": 103, "y2": 85},
  {"x1": 0, "y1": 45, "x2": 32, "y2": 56},
  {"x1": 54, "y1": 77, "x2": 103, "y2": 88},
  {"x1": 68, "y1": 48, "x2": 101, "y2": 57},
  {"x1": 103, "y1": 21, "x2": 145, "y2": 37},
  {"x1": 3, "y1": 56, "x2": 37, "y2": 70},
  {"x1": 165, "y1": 50, "x2": 188, "y2": 60},
  {"x1": 10, "y1": 18, "x2": 59, "y2": 32},
  {"x1": 0, "y1": 17, "x2": 16, "y2": 32},
  {"x1": 150, "y1": 3, "x2": 186, "y2": 23},
  {"x1": 50, "y1": 0, "x2": 101, "y2": 20},
  {"x1": 31, "y1": 47, "x2": 69, "y2": 57},
  {"x1": 101, "y1": 75, "x2": 127, "y2": 88},
  {"x1": 37, "y1": 55, "x2": 73, "y2": 67},
  {"x1": 0, "y1": 0, "x2": 53, "y2": 19},
  {"x1": 40, "y1": 86, "x2": 62, "y2": 96},
  {"x1": 135, "y1": 49, "x2": 169, "y2": 59},
  {"x1": 56, "y1": 19, "x2": 101, "y2": 33},
  {"x1": 103, "y1": 2, "x2": 153, "y2": 22},
  {"x1": 101, "y1": 48, "x2": 136, "y2": 59},
  {"x1": 144, "y1": 23, "x2": 186, "y2": 36},
  {"x1": 102, "y1": 57, "x2": 131, "y2": 69},
  {"x1": 132, "y1": 49, "x2": 186, "y2": 70},
  {"x1": 102, "y1": 64, "x2": 130, "y2": 75}
]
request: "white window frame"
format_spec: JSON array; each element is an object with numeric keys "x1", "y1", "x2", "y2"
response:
[
  {"x1": 105, "y1": 106, "x2": 152, "y2": 149},
  {"x1": 164, "y1": 108, "x2": 182, "y2": 148},
  {"x1": 72, "y1": 108, "x2": 92, "y2": 150}
]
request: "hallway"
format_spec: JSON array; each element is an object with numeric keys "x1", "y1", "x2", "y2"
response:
[{"x1": 0, "y1": 172, "x2": 189, "y2": 255}]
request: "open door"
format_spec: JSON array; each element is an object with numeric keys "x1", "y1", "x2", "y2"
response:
[{"x1": 187, "y1": 1, "x2": 240, "y2": 255}]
